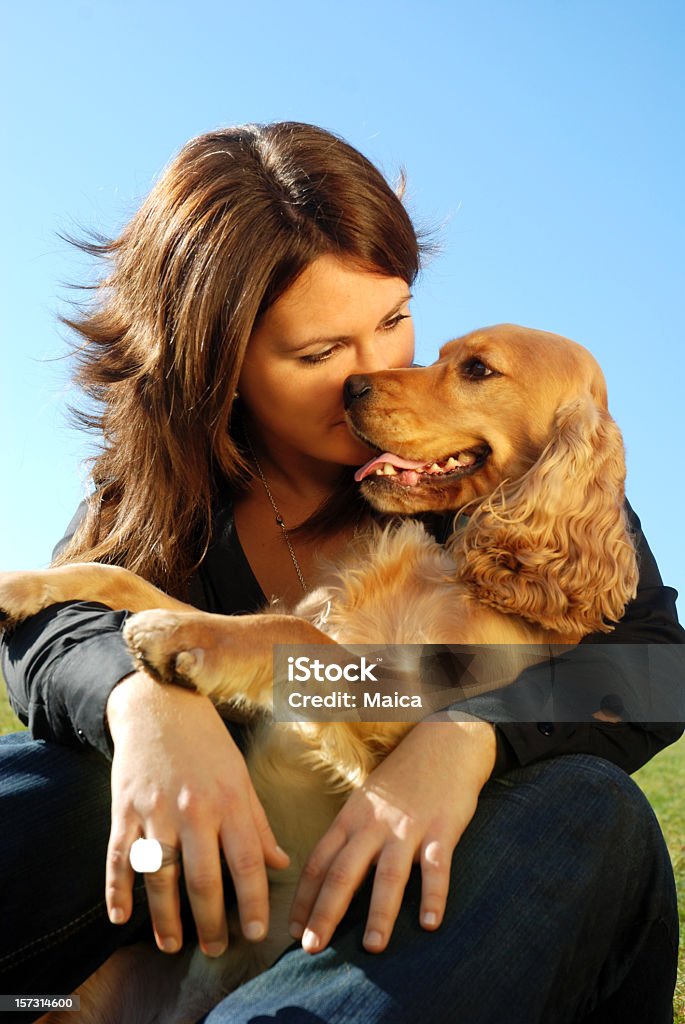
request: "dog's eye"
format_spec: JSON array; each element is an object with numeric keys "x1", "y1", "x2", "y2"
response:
[{"x1": 464, "y1": 358, "x2": 495, "y2": 379}]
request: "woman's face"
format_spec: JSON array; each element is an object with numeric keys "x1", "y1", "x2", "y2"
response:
[{"x1": 239, "y1": 254, "x2": 415, "y2": 469}]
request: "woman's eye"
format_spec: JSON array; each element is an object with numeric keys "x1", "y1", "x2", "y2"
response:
[
  {"x1": 464, "y1": 358, "x2": 495, "y2": 379},
  {"x1": 300, "y1": 345, "x2": 340, "y2": 366},
  {"x1": 299, "y1": 313, "x2": 410, "y2": 366},
  {"x1": 382, "y1": 313, "x2": 411, "y2": 331}
]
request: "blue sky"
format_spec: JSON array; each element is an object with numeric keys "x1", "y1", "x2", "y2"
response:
[{"x1": 2, "y1": 1, "x2": 683, "y2": 612}]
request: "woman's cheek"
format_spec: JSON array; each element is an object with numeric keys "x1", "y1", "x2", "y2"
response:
[{"x1": 290, "y1": 376, "x2": 333, "y2": 421}]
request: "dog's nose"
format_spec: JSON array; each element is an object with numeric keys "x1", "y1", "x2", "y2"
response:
[{"x1": 343, "y1": 375, "x2": 372, "y2": 409}]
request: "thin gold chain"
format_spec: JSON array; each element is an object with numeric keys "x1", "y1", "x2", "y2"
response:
[{"x1": 244, "y1": 432, "x2": 308, "y2": 593}]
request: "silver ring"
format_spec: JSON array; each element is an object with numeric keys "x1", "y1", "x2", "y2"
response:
[{"x1": 129, "y1": 838, "x2": 181, "y2": 874}]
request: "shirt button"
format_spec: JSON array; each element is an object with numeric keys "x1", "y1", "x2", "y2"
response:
[{"x1": 537, "y1": 722, "x2": 555, "y2": 736}]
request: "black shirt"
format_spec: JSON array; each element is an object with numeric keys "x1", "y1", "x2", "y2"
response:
[{"x1": 2, "y1": 496, "x2": 683, "y2": 775}]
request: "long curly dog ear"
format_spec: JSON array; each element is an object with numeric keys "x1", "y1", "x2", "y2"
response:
[{"x1": 455, "y1": 394, "x2": 638, "y2": 638}]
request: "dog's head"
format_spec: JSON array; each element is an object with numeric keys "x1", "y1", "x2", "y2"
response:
[
  {"x1": 346, "y1": 323, "x2": 637, "y2": 637},
  {"x1": 346, "y1": 323, "x2": 609, "y2": 515}
]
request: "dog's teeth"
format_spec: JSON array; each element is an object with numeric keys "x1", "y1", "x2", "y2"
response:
[
  {"x1": 457, "y1": 452, "x2": 476, "y2": 466},
  {"x1": 429, "y1": 463, "x2": 441, "y2": 474},
  {"x1": 382, "y1": 463, "x2": 397, "y2": 475},
  {"x1": 445, "y1": 457, "x2": 458, "y2": 470},
  {"x1": 374, "y1": 468, "x2": 384, "y2": 475}
]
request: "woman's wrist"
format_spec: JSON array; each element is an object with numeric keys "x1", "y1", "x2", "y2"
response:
[
  {"x1": 412, "y1": 718, "x2": 497, "y2": 788},
  {"x1": 106, "y1": 669, "x2": 209, "y2": 738},
  {"x1": 106, "y1": 670, "x2": 151, "y2": 723}
]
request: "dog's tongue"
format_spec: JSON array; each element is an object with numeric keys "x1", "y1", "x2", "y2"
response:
[{"x1": 354, "y1": 452, "x2": 427, "y2": 482}]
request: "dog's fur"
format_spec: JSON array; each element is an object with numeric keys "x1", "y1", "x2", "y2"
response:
[{"x1": 0, "y1": 325, "x2": 639, "y2": 1023}]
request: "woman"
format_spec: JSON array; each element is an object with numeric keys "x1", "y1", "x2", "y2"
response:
[{"x1": 1, "y1": 122, "x2": 682, "y2": 1023}]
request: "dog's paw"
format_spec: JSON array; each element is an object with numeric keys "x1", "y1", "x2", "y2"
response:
[
  {"x1": 123, "y1": 610, "x2": 206, "y2": 690},
  {"x1": 0, "y1": 571, "x2": 60, "y2": 630}
]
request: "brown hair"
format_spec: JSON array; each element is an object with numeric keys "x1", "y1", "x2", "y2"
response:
[{"x1": 55, "y1": 122, "x2": 424, "y2": 596}]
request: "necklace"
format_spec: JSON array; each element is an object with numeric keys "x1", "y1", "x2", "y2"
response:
[{"x1": 245, "y1": 432, "x2": 308, "y2": 593}]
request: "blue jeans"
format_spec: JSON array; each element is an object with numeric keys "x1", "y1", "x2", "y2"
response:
[{"x1": 0, "y1": 733, "x2": 678, "y2": 1024}]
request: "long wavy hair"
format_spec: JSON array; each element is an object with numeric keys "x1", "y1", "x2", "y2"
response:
[{"x1": 54, "y1": 123, "x2": 424, "y2": 596}]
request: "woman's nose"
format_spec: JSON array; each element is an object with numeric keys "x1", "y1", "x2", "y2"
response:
[{"x1": 352, "y1": 340, "x2": 393, "y2": 375}]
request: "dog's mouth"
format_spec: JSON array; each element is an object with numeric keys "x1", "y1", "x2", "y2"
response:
[{"x1": 354, "y1": 445, "x2": 491, "y2": 487}]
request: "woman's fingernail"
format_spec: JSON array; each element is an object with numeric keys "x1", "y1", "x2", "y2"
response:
[
  {"x1": 364, "y1": 929, "x2": 383, "y2": 949},
  {"x1": 244, "y1": 920, "x2": 265, "y2": 941},
  {"x1": 276, "y1": 845, "x2": 289, "y2": 859},
  {"x1": 422, "y1": 911, "x2": 438, "y2": 927},
  {"x1": 109, "y1": 908, "x2": 125, "y2": 924},
  {"x1": 302, "y1": 928, "x2": 320, "y2": 952},
  {"x1": 289, "y1": 921, "x2": 304, "y2": 940},
  {"x1": 204, "y1": 941, "x2": 227, "y2": 958},
  {"x1": 161, "y1": 937, "x2": 179, "y2": 953}
]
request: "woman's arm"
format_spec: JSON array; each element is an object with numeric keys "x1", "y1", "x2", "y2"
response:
[
  {"x1": 1, "y1": 503, "x2": 289, "y2": 960},
  {"x1": 288, "y1": 718, "x2": 497, "y2": 957},
  {"x1": 2, "y1": 498, "x2": 141, "y2": 756},
  {"x1": 104, "y1": 669, "x2": 289, "y2": 957},
  {"x1": 1, "y1": 609, "x2": 290, "y2": 957},
  {"x1": 2, "y1": 602, "x2": 136, "y2": 757}
]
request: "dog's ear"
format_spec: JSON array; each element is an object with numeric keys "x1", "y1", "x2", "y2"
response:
[{"x1": 454, "y1": 394, "x2": 638, "y2": 638}]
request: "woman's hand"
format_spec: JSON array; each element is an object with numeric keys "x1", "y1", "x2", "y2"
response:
[
  {"x1": 288, "y1": 719, "x2": 496, "y2": 954},
  {"x1": 105, "y1": 670, "x2": 289, "y2": 957}
]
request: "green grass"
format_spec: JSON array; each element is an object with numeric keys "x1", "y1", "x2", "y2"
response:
[
  {"x1": 0, "y1": 676, "x2": 682, "y2": 1017},
  {"x1": 0, "y1": 676, "x2": 26, "y2": 734},
  {"x1": 633, "y1": 738, "x2": 685, "y2": 1022}
]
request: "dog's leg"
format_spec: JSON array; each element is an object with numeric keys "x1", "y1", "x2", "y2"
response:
[
  {"x1": 122, "y1": 610, "x2": 337, "y2": 711},
  {"x1": 0, "y1": 564, "x2": 190, "y2": 627}
]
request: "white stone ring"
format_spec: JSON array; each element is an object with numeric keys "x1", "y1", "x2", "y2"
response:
[{"x1": 129, "y1": 838, "x2": 181, "y2": 874}]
